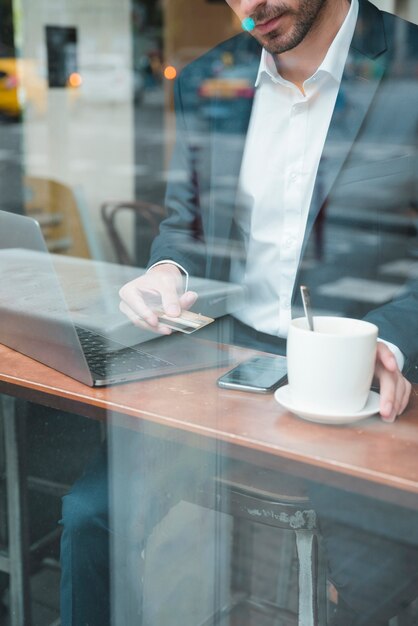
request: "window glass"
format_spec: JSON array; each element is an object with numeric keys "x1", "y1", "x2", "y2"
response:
[{"x1": 0, "y1": 1, "x2": 418, "y2": 625}]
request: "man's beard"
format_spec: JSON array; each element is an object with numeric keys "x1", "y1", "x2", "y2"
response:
[{"x1": 250, "y1": 0, "x2": 329, "y2": 55}]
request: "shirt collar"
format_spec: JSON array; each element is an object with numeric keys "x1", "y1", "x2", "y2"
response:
[{"x1": 255, "y1": 0, "x2": 359, "y2": 88}]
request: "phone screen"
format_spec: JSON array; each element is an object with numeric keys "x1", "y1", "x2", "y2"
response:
[{"x1": 217, "y1": 355, "x2": 288, "y2": 393}]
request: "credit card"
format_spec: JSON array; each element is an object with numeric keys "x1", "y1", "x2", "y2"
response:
[{"x1": 156, "y1": 310, "x2": 214, "y2": 334}]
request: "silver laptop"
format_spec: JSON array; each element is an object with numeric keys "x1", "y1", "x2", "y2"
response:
[{"x1": 0, "y1": 210, "x2": 242, "y2": 386}]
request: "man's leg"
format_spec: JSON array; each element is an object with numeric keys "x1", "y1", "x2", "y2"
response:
[
  {"x1": 328, "y1": 526, "x2": 418, "y2": 625},
  {"x1": 60, "y1": 443, "x2": 110, "y2": 626},
  {"x1": 59, "y1": 428, "x2": 216, "y2": 626},
  {"x1": 309, "y1": 485, "x2": 418, "y2": 625}
]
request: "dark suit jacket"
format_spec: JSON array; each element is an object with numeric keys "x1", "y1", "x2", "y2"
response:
[{"x1": 150, "y1": 0, "x2": 418, "y2": 378}]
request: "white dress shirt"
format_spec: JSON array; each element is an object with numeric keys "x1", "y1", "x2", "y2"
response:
[{"x1": 230, "y1": 0, "x2": 359, "y2": 336}]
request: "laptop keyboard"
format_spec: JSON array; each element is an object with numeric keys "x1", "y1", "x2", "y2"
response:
[{"x1": 75, "y1": 326, "x2": 173, "y2": 378}]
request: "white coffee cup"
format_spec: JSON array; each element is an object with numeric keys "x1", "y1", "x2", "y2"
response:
[{"x1": 286, "y1": 316, "x2": 378, "y2": 414}]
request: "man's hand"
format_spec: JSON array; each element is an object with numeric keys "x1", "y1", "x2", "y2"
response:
[
  {"x1": 374, "y1": 342, "x2": 411, "y2": 423},
  {"x1": 119, "y1": 264, "x2": 198, "y2": 335}
]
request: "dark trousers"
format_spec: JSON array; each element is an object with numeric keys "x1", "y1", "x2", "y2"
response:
[{"x1": 60, "y1": 445, "x2": 110, "y2": 626}]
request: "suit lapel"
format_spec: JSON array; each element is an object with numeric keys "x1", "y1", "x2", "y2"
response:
[
  {"x1": 206, "y1": 37, "x2": 260, "y2": 277},
  {"x1": 302, "y1": 0, "x2": 389, "y2": 254}
]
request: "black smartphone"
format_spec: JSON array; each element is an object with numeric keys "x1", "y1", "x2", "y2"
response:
[{"x1": 217, "y1": 355, "x2": 288, "y2": 393}]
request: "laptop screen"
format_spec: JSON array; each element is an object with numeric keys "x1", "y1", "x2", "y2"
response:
[{"x1": 0, "y1": 210, "x2": 93, "y2": 384}]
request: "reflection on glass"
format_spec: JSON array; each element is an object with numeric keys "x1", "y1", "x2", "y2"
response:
[{"x1": 0, "y1": 0, "x2": 418, "y2": 625}]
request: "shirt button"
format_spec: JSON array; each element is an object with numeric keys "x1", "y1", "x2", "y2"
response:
[
  {"x1": 282, "y1": 299, "x2": 291, "y2": 309},
  {"x1": 289, "y1": 172, "x2": 298, "y2": 182},
  {"x1": 284, "y1": 237, "x2": 295, "y2": 248}
]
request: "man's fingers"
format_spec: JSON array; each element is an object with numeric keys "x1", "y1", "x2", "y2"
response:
[
  {"x1": 119, "y1": 280, "x2": 159, "y2": 326},
  {"x1": 160, "y1": 283, "x2": 183, "y2": 317},
  {"x1": 119, "y1": 300, "x2": 143, "y2": 327},
  {"x1": 376, "y1": 358, "x2": 411, "y2": 423},
  {"x1": 119, "y1": 274, "x2": 182, "y2": 324},
  {"x1": 391, "y1": 377, "x2": 411, "y2": 420},
  {"x1": 376, "y1": 342, "x2": 397, "y2": 371},
  {"x1": 146, "y1": 264, "x2": 185, "y2": 317},
  {"x1": 179, "y1": 291, "x2": 198, "y2": 310},
  {"x1": 133, "y1": 273, "x2": 183, "y2": 318},
  {"x1": 119, "y1": 301, "x2": 172, "y2": 335},
  {"x1": 375, "y1": 343, "x2": 401, "y2": 422},
  {"x1": 119, "y1": 267, "x2": 194, "y2": 330},
  {"x1": 400, "y1": 378, "x2": 412, "y2": 414},
  {"x1": 378, "y1": 366, "x2": 396, "y2": 422}
]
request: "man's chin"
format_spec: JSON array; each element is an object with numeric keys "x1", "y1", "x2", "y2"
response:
[{"x1": 254, "y1": 27, "x2": 305, "y2": 55}]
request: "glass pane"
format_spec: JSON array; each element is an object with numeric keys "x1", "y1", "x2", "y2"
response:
[{"x1": 0, "y1": 1, "x2": 417, "y2": 625}]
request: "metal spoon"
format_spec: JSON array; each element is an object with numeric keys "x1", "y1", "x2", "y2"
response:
[{"x1": 300, "y1": 285, "x2": 314, "y2": 331}]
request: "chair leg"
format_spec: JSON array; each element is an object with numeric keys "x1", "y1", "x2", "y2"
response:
[
  {"x1": 295, "y1": 529, "x2": 316, "y2": 626},
  {"x1": 2, "y1": 395, "x2": 32, "y2": 626},
  {"x1": 275, "y1": 529, "x2": 296, "y2": 613},
  {"x1": 232, "y1": 517, "x2": 254, "y2": 597},
  {"x1": 316, "y1": 534, "x2": 328, "y2": 624}
]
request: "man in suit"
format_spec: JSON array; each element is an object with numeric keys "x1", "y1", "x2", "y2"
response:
[
  {"x1": 120, "y1": 0, "x2": 417, "y2": 410},
  {"x1": 61, "y1": 1, "x2": 418, "y2": 624}
]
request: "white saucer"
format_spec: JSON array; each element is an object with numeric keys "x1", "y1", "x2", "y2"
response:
[{"x1": 274, "y1": 385, "x2": 380, "y2": 425}]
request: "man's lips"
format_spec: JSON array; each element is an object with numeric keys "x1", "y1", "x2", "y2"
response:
[{"x1": 255, "y1": 14, "x2": 285, "y2": 35}]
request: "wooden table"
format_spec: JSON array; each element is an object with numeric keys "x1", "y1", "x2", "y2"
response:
[{"x1": 1, "y1": 342, "x2": 418, "y2": 625}]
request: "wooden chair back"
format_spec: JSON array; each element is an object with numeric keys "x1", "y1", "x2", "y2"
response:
[
  {"x1": 101, "y1": 200, "x2": 165, "y2": 266},
  {"x1": 24, "y1": 176, "x2": 91, "y2": 258}
]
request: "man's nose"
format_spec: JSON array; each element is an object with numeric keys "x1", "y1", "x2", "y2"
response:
[{"x1": 241, "y1": 0, "x2": 267, "y2": 16}]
